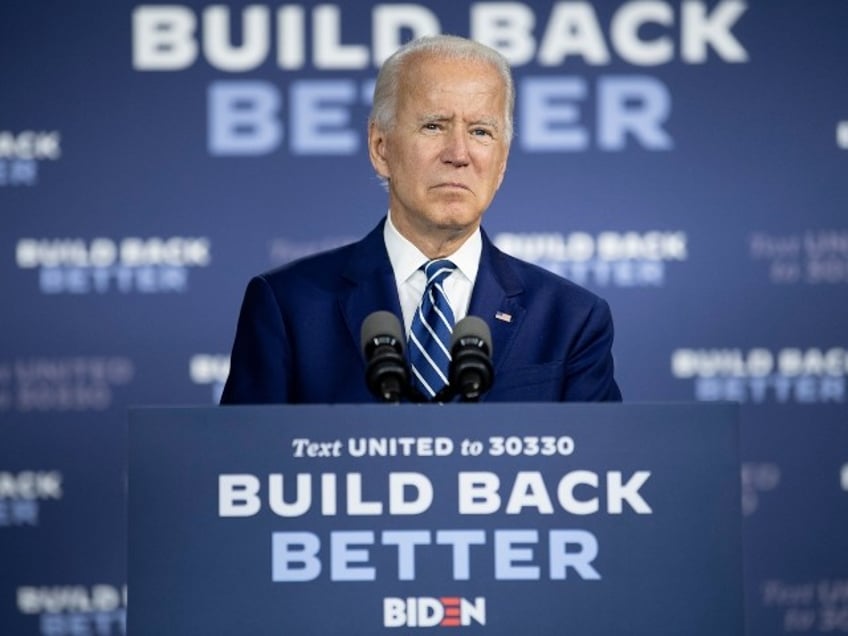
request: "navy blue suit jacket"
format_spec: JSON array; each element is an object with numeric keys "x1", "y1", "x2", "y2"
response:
[{"x1": 221, "y1": 220, "x2": 621, "y2": 403}]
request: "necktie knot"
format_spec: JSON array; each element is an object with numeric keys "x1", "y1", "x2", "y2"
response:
[
  {"x1": 408, "y1": 259, "x2": 457, "y2": 400},
  {"x1": 423, "y1": 259, "x2": 456, "y2": 286}
]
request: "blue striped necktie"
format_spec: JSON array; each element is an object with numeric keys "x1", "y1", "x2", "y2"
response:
[{"x1": 408, "y1": 259, "x2": 456, "y2": 399}]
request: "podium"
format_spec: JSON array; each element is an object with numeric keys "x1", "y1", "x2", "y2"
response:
[{"x1": 128, "y1": 403, "x2": 743, "y2": 635}]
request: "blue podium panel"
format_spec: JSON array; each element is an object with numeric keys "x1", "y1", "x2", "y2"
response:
[{"x1": 128, "y1": 404, "x2": 741, "y2": 635}]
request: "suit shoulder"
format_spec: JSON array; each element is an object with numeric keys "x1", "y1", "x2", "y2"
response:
[
  {"x1": 497, "y1": 249, "x2": 608, "y2": 310},
  {"x1": 255, "y1": 220, "x2": 387, "y2": 291},
  {"x1": 256, "y1": 240, "x2": 359, "y2": 290}
]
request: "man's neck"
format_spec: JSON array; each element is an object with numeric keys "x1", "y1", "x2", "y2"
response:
[{"x1": 389, "y1": 213, "x2": 478, "y2": 259}]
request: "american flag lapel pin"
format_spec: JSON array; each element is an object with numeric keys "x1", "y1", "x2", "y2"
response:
[{"x1": 494, "y1": 311, "x2": 512, "y2": 323}]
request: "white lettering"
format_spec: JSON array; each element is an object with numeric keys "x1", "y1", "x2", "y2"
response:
[
  {"x1": 611, "y1": 2, "x2": 674, "y2": 66},
  {"x1": 133, "y1": 2, "x2": 750, "y2": 72},
  {"x1": 388, "y1": 472, "x2": 433, "y2": 515},
  {"x1": 132, "y1": 6, "x2": 197, "y2": 70},
  {"x1": 203, "y1": 6, "x2": 270, "y2": 72},
  {"x1": 682, "y1": 0, "x2": 749, "y2": 63},
  {"x1": 313, "y1": 5, "x2": 368, "y2": 69},
  {"x1": 471, "y1": 2, "x2": 536, "y2": 65},
  {"x1": 218, "y1": 474, "x2": 260, "y2": 517},
  {"x1": 458, "y1": 472, "x2": 501, "y2": 514},
  {"x1": 538, "y1": 3, "x2": 610, "y2": 65},
  {"x1": 373, "y1": 5, "x2": 440, "y2": 66}
]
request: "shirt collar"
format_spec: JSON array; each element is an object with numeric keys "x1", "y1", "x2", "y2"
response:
[{"x1": 384, "y1": 211, "x2": 482, "y2": 285}]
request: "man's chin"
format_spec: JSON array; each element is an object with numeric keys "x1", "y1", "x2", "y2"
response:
[{"x1": 429, "y1": 209, "x2": 482, "y2": 232}]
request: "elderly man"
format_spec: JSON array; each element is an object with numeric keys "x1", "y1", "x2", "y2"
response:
[{"x1": 221, "y1": 35, "x2": 622, "y2": 404}]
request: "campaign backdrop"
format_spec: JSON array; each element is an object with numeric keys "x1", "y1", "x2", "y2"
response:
[
  {"x1": 128, "y1": 404, "x2": 743, "y2": 635},
  {"x1": 1, "y1": 1, "x2": 847, "y2": 634}
]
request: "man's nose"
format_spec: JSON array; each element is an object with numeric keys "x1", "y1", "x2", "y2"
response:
[{"x1": 440, "y1": 129, "x2": 470, "y2": 166}]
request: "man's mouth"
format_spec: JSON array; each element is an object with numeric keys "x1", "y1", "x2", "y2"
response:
[{"x1": 433, "y1": 182, "x2": 471, "y2": 191}]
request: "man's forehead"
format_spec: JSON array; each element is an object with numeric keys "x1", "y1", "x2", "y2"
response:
[
  {"x1": 398, "y1": 57, "x2": 505, "y2": 109},
  {"x1": 404, "y1": 51, "x2": 499, "y2": 79}
]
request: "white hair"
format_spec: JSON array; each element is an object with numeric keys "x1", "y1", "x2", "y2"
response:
[{"x1": 369, "y1": 34, "x2": 515, "y2": 145}]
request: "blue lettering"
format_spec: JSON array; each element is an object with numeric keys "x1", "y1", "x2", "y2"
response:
[
  {"x1": 494, "y1": 530, "x2": 540, "y2": 580},
  {"x1": 271, "y1": 531, "x2": 321, "y2": 582},
  {"x1": 0, "y1": 159, "x2": 38, "y2": 186},
  {"x1": 38, "y1": 266, "x2": 189, "y2": 294},
  {"x1": 519, "y1": 75, "x2": 673, "y2": 151},
  {"x1": 549, "y1": 530, "x2": 601, "y2": 580},
  {"x1": 695, "y1": 376, "x2": 846, "y2": 403},
  {"x1": 381, "y1": 530, "x2": 431, "y2": 580},
  {"x1": 520, "y1": 77, "x2": 588, "y2": 151},
  {"x1": 598, "y1": 76, "x2": 673, "y2": 150},
  {"x1": 208, "y1": 80, "x2": 282, "y2": 156},
  {"x1": 291, "y1": 80, "x2": 359, "y2": 155},
  {"x1": 40, "y1": 610, "x2": 125, "y2": 636},
  {"x1": 331, "y1": 531, "x2": 376, "y2": 581}
]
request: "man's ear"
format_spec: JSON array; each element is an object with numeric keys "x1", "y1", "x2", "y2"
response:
[
  {"x1": 495, "y1": 154, "x2": 508, "y2": 190},
  {"x1": 367, "y1": 121, "x2": 390, "y2": 179}
]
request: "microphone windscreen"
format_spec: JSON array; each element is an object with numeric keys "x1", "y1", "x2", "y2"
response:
[
  {"x1": 361, "y1": 310, "x2": 405, "y2": 357},
  {"x1": 451, "y1": 315, "x2": 493, "y2": 357}
]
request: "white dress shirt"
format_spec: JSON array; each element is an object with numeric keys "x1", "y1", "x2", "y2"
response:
[{"x1": 383, "y1": 211, "x2": 481, "y2": 335}]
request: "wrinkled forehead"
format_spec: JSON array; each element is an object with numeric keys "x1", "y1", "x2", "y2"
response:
[
  {"x1": 396, "y1": 53, "x2": 507, "y2": 117},
  {"x1": 399, "y1": 50, "x2": 503, "y2": 87}
]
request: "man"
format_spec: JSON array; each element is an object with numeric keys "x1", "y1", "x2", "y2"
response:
[{"x1": 221, "y1": 35, "x2": 621, "y2": 404}]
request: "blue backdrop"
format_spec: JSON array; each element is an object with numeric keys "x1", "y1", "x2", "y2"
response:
[{"x1": 2, "y1": 1, "x2": 847, "y2": 634}]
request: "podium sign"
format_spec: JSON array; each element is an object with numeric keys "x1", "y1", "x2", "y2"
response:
[{"x1": 128, "y1": 404, "x2": 742, "y2": 635}]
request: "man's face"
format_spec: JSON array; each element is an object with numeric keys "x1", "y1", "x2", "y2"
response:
[{"x1": 369, "y1": 54, "x2": 510, "y2": 250}]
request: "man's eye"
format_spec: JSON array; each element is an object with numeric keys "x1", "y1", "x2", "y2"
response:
[
  {"x1": 423, "y1": 123, "x2": 440, "y2": 131},
  {"x1": 472, "y1": 128, "x2": 493, "y2": 137}
]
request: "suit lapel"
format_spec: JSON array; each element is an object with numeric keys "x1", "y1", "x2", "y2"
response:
[
  {"x1": 338, "y1": 220, "x2": 403, "y2": 352},
  {"x1": 468, "y1": 232, "x2": 525, "y2": 373},
  {"x1": 337, "y1": 223, "x2": 524, "y2": 376}
]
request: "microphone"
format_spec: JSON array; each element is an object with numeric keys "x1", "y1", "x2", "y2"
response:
[
  {"x1": 360, "y1": 311, "x2": 408, "y2": 403},
  {"x1": 448, "y1": 316, "x2": 494, "y2": 402}
]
